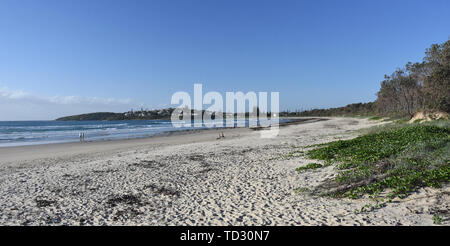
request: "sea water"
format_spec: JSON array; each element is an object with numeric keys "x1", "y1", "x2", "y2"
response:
[{"x1": 0, "y1": 119, "x2": 286, "y2": 147}]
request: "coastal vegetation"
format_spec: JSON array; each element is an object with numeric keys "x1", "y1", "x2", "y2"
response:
[
  {"x1": 291, "y1": 39, "x2": 449, "y2": 221},
  {"x1": 302, "y1": 121, "x2": 449, "y2": 203},
  {"x1": 280, "y1": 102, "x2": 375, "y2": 117},
  {"x1": 376, "y1": 39, "x2": 449, "y2": 116},
  {"x1": 285, "y1": 39, "x2": 449, "y2": 118},
  {"x1": 297, "y1": 39, "x2": 449, "y2": 203},
  {"x1": 296, "y1": 163, "x2": 324, "y2": 172}
]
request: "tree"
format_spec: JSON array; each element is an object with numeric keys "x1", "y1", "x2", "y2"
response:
[
  {"x1": 376, "y1": 39, "x2": 450, "y2": 116},
  {"x1": 423, "y1": 40, "x2": 450, "y2": 112},
  {"x1": 376, "y1": 67, "x2": 423, "y2": 116}
]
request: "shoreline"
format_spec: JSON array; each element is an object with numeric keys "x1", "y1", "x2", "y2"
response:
[
  {"x1": 0, "y1": 117, "x2": 323, "y2": 165},
  {"x1": 0, "y1": 117, "x2": 315, "y2": 148}
]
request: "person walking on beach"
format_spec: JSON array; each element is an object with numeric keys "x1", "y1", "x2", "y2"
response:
[{"x1": 79, "y1": 132, "x2": 83, "y2": 143}]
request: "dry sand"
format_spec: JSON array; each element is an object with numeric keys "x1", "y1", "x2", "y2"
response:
[{"x1": 0, "y1": 117, "x2": 447, "y2": 225}]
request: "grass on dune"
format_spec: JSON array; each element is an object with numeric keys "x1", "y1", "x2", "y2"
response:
[{"x1": 303, "y1": 121, "x2": 450, "y2": 200}]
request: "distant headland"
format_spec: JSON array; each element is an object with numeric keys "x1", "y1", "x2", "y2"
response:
[{"x1": 56, "y1": 108, "x2": 175, "y2": 121}]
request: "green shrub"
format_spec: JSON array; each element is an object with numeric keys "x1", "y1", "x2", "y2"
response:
[
  {"x1": 306, "y1": 124, "x2": 450, "y2": 200},
  {"x1": 296, "y1": 163, "x2": 323, "y2": 172}
]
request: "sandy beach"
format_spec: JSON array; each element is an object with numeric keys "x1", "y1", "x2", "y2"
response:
[{"x1": 0, "y1": 117, "x2": 447, "y2": 225}]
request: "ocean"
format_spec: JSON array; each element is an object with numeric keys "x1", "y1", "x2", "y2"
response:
[{"x1": 0, "y1": 119, "x2": 286, "y2": 147}]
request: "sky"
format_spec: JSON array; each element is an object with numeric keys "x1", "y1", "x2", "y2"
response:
[{"x1": 0, "y1": 0, "x2": 449, "y2": 120}]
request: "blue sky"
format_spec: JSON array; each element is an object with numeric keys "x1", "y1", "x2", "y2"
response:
[{"x1": 0, "y1": 0, "x2": 449, "y2": 120}]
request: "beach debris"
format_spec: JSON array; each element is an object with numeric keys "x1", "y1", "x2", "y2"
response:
[
  {"x1": 35, "y1": 198, "x2": 57, "y2": 208},
  {"x1": 112, "y1": 208, "x2": 144, "y2": 221},
  {"x1": 107, "y1": 194, "x2": 144, "y2": 207},
  {"x1": 188, "y1": 154, "x2": 205, "y2": 161},
  {"x1": 131, "y1": 160, "x2": 162, "y2": 169},
  {"x1": 144, "y1": 183, "x2": 180, "y2": 197}
]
